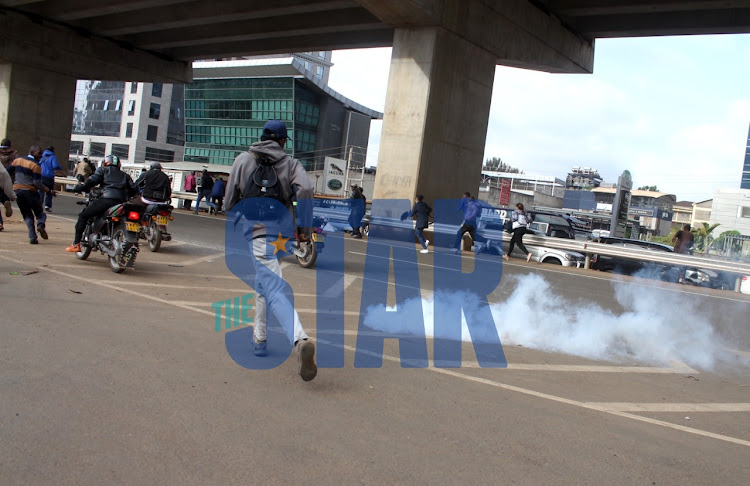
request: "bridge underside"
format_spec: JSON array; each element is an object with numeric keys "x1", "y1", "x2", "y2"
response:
[{"x1": 1, "y1": 0, "x2": 749, "y2": 197}]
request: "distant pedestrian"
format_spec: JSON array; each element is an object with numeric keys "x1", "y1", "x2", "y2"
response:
[
  {"x1": 194, "y1": 169, "x2": 215, "y2": 214},
  {"x1": 0, "y1": 162, "x2": 16, "y2": 231},
  {"x1": 504, "y1": 203, "x2": 533, "y2": 262},
  {"x1": 183, "y1": 171, "x2": 196, "y2": 209},
  {"x1": 452, "y1": 195, "x2": 480, "y2": 253},
  {"x1": 672, "y1": 224, "x2": 694, "y2": 254},
  {"x1": 349, "y1": 184, "x2": 366, "y2": 238},
  {"x1": 7, "y1": 146, "x2": 49, "y2": 244},
  {"x1": 402, "y1": 194, "x2": 432, "y2": 253},
  {"x1": 134, "y1": 162, "x2": 172, "y2": 203},
  {"x1": 86, "y1": 158, "x2": 97, "y2": 174},
  {"x1": 38, "y1": 146, "x2": 64, "y2": 211},
  {"x1": 211, "y1": 176, "x2": 226, "y2": 214},
  {"x1": 75, "y1": 158, "x2": 93, "y2": 182},
  {"x1": 0, "y1": 138, "x2": 19, "y2": 223}
]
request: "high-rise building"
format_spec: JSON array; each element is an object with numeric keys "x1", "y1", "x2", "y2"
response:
[
  {"x1": 184, "y1": 55, "x2": 381, "y2": 172},
  {"x1": 71, "y1": 81, "x2": 185, "y2": 164},
  {"x1": 742, "y1": 123, "x2": 750, "y2": 190}
]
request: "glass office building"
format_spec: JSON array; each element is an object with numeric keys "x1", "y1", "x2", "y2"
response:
[{"x1": 185, "y1": 58, "x2": 381, "y2": 171}]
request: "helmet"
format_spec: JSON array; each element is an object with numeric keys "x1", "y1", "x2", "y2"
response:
[
  {"x1": 150, "y1": 162, "x2": 162, "y2": 170},
  {"x1": 103, "y1": 154, "x2": 120, "y2": 167}
]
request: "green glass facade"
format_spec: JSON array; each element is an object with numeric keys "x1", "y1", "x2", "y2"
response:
[{"x1": 184, "y1": 77, "x2": 321, "y2": 169}]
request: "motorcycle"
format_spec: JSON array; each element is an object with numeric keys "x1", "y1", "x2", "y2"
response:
[
  {"x1": 139, "y1": 202, "x2": 173, "y2": 252},
  {"x1": 74, "y1": 189, "x2": 144, "y2": 273},
  {"x1": 293, "y1": 214, "x2": 327, "y2": 268}
]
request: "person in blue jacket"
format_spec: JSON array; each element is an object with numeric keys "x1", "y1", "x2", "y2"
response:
[
  {"x1": 38, "y1": 146, "x2": 64, "y2": 211},
  {"x1": 211, "y1": 176, "x2": 226, "y2": 214},
  {"x1": 452, "y1": 195, "x2": 480, "y2": 253}
]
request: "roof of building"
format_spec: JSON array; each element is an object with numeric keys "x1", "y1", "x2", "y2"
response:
[
  {"x1": 192, "y1": 58, "x2": 383, "y2": 120},
  {"x1": 673, "y1": 200, "x2": 694, "y2": 209},
  {"x1": 591, "y1": 187, "x2": 676, "y2": 199}
]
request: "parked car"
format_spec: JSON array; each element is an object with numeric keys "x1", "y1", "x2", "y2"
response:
[
  {"x1": 476, "y1": 218, "x2": 586, "y2": 267},
  {"x1": 590, "y1": 236, "x2": 680, "y2": 281}
]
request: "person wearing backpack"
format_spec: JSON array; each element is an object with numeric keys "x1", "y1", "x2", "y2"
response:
[{"x1": 225, "y1": 119, "x2": 317, "y2": 382}]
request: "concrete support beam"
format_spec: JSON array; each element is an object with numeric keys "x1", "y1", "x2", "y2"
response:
[
  {"x1": 0, "y1": 8, "x2": 191, "y2": 83},
  {"x1": 0, "y1": 62, "x2": 76, "y2": 171},
  {"x1": 359, "y1": 0, "x2": 594, "y2": 73},
  {"x1": 373, "y1": 27, "x2": 495, "y2": 203}
]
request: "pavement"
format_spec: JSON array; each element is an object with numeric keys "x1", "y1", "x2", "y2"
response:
[{"x1": 1, "y1": 193, "x2": 750, "y2": 485}]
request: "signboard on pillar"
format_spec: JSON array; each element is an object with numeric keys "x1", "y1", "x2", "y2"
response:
[
  {"x1": 322, "y1": 157, "x2": 346, "y2": 196},
  {"x1": 498, "y1": 179, "x2": 511, "y2": 207},
  {"x1": 610, "y1": 170, "x2": 633, "y2": 238}
]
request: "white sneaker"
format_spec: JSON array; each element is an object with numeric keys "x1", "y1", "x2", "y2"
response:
[
  {"x1": 425, "y1": 239, "x2": 430, "y2": 247},
  {"x1": 295, "y1": 339, "x2": 317, "y2": 382},
  {"x1": 420, "y1": 248, "x2": 429, "y2": 254},
  {"x1": 450, "y1": 247, "x2": 458, "y2": 254}
]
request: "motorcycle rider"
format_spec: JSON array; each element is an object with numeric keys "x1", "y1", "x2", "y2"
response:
[
  {"x1": 66, "y1": 154, "x2": 136, "y2": 253},
  {"x1": 134, "y1": 162, "x2": 172, "y2": 204}
]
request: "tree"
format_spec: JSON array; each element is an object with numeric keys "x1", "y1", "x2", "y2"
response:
[
  {"x1": 713, "y1": 230, "x2": 742, "y2": 256},
  {"x1": 483, "y1": 157, "x2": 523, "y2": 173},
  {"x1": 693, "y1": 222, "x2": 721, "y2": 254},
  {"x1": 637, "y1": 185, "x2": 659, "y2": 192}
]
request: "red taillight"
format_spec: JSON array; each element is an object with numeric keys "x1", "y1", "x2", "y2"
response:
[
  {"x1": 127, "y1": 211, "x2": 141, "y2": 221},
  {"x1": 158, "y1": 210, "x2": 170, "y2": 216}
]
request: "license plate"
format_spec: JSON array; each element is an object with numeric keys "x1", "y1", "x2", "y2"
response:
[
  {"x1": 125, "y1": 222, "x2": 140, "y2": 232},
  {"x1": 312, "y1": 233, "x2": 324, "y2": 243},
  {"x1": 156, "y1": 216, "x2": 169, "y2": 225}
]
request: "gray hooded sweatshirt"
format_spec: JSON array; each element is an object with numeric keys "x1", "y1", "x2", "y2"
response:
[{"x1": 225, "y1": 140, "x2": 313, "y2": 239}]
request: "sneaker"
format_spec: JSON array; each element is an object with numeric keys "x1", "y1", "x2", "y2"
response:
[
  {"x1": 3, "y1": 200, "x2": 11, "y2": 217},
  {"x1": 296, "y1": 339, "x2": 317, "y2": 382},
  {"x1": 253, "y1": 339, "x2": 267, "y2": 357},
  {"x1": 66, "y1": 243, "x2": 81, "y2": 252},
  {"x1": 526, "y1": 253, "x2": 533, "y2": 263},
  {"x1": 352, "y1": 234, "x2": 362, "y2": 239},
  {"x1": 37, "y1": 225, "x2": 48, "y2": 240},
  {"x1": 502, "y1": 254, "x2": 510, "y2": 261},
  {"x1": 30, "y1": 238, "x2": 38, "y2": 245},
  {"x1": 420, "y1": 248, "x2": 429, "y2": 254},
  {"x1": 450, "y1": 247, "x2": 458, "y2": 254},
  {"x1": 425, "y1": 239, "x2": 430, "y2": 247},
  {"x1": 44, "y1": 206, "x2": 51, "y2": 212}
]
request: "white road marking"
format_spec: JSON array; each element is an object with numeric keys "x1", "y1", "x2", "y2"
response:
[
  {"x1": 4, "y1": 255, "x2": 749, "y2": 448},
  {"x1": 585, "y1": 402, "x2": 750, "y2": 412}
]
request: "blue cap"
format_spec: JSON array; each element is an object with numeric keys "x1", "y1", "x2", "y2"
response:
[{"x1": 262, "y1": 120, "x2": 291, "y2": 141}]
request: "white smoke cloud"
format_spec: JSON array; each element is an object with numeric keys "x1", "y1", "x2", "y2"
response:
[{"x1": 363, "y1": 274, "x2": 743, "y2": 370}]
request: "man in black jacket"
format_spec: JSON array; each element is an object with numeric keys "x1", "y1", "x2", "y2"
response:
[
  {"x1": 134, "y1": 162, "x2": 172, "y2": 202},
  {"x1": 66, "y1": 154, "x2": 136, "y2": 253},
  {"x1": 402, "y1": 194, "x2": 432, "y2": 253},
  {"x1": 194, "y1": 169, "x2": 214, "y2": 214},
  {"x1": 349, "y1": 184, "x2": 366, "y2": 238}
]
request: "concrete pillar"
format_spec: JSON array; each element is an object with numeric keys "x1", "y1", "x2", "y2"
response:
[
  {"x1": 373, "y1": 27, "x2": 496, "y2": 203},
  {"x1": 0, "y1": 62, "x2": 76, "y2": 170}
]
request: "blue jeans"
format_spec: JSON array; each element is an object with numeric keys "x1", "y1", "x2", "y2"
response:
[
  {"x1": 195, "y1": 190, "x2": 216, "y2": 213},
  {"x1": 16, "y1": 190, "x2": 46, "y2": 239},
  {"x1": 416, "y1": 227, "x2": 427, "y2": 249}
]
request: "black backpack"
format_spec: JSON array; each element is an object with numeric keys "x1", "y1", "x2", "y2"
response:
[{"x1": 242, "y1": 155, "x2": 290, "y2": 220}]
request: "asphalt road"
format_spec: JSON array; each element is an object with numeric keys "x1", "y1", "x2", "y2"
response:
[{"x1": 1, "y1": 193, "x2": 750, "y2": 485}]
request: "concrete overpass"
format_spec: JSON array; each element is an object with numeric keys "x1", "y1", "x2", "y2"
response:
[{"x1": 2, "y1": 0, "x2": 750, "y2": 201}]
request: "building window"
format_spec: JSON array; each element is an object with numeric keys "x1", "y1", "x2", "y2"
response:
[
  {"x1": 145, "y1": 147, "x2": 174, "y2": 162},
  {"x1": 741, "y1": 206, "x2": 750, "y2": 218},
  {"x1": 112, "y1": 144, "x2": 130, "y2": 160},
  {"x1": 147, "y1": 125, "x2": 158, "y2": 142},
  {"x1": 125, "y1": 122, "x2": 133, "y2": 138},
  {"x1": 149, "y1": 103, "x2": 161, "y2": 119},
  {"x1": 316, "y1": 66, "x2": 323, "y2": 78},
  {"x1": 90, "y1": 142, "x2": 106, "y2": 157},
  {"x1": 152, "y1": 83, "x2": 163, "y2": 98},
  {"x1": 131, "y1": 82, "x2": 138, "y2": 94},
  {"x1": 128, "y1": 100, "x2": 135, "y2": 116},
  {"x1": 103, "y1": 100, "x2": 110, "y2": 110},
  {"x1": 69, "y1": 141, "x2": 84, "y2": 155}
]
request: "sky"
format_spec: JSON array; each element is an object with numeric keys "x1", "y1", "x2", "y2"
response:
[{"x1": 326, "y1": 34, "x2": 750, "y2": 203}]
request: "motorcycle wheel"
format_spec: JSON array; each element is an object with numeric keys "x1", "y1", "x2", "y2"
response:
[
  {"x1": 108, "y1": 226, "x2": 126, "y2": 273},
  {"x1": 148, "y1": 221, "x2": 162, "y2": 252},
  {"x1": 296, "y1": 240, "x2": 317, "y2": 268},
  {"x1": 76, "y1": 224, "x2": 93, "y2": 260}
]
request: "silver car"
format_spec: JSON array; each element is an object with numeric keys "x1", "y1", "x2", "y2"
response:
[{"x1": 476, "y1": 219, "x2": 586, "y2": 268}]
